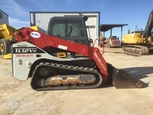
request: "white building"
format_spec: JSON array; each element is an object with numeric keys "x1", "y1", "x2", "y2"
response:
[
  {"x1": 30, "y1": 12, "x2": 100, "y2": 46},
  {"x1": 0, "y1": 9, "x2": 9, "y2": 25}
]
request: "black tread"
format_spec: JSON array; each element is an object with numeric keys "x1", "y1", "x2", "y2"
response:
[
  {"x1": 122, "y1": 45, "x2": 149, "y2": 56},
  {"x1": 31, "y1": 62, "x2": 103, "y2": 91}
]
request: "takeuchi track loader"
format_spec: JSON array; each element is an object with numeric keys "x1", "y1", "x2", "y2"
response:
[
  {"x1": 12, "y1": 16, "x2": 142, "y2": 91},
  {"x1": 122, "y1": 10, "x2": 153, "y2": 56}
]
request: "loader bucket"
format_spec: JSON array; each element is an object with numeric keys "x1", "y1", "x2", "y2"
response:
[{"x1": 111, "y1": 68, "x2": 142, "y2": 88}]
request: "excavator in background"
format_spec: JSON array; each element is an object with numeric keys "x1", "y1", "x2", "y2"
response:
[
  {"x1": 11, "y1": 16, "x2": 142, "y2": 91},
  {"x1": 0, "y1": 24, "x2": 38, "y2": 59},
  {"x1": 123, "y1": 10, "x2": 153, "y2": 56}
]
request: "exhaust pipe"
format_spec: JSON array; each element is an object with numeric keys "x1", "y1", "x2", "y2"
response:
[{"x1": 111, "y1": 67, "x2": 142, "y2": 88}]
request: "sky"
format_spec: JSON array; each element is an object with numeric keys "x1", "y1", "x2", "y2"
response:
[{"x1": 0, "y1": 0, "x2": 153, "y2": 38}]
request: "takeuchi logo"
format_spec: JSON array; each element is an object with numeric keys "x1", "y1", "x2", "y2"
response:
[{"x1": 30, "y1": 32, "x2": 41, "y2": 38}]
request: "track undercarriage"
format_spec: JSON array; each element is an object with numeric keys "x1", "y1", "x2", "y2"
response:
[
  {"x1": 122, "y1": 45, "x2": 149, "y2": 56},
  {"x1": 31, "y1": 62, "x2": 107, "y2": 91}
]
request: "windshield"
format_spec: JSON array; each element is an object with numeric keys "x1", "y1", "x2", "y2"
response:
[{"x1": 48, "y1": 19, "x2": 85, "y2": 38}]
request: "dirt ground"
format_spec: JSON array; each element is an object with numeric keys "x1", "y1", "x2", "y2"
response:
[{"x1": 0, "y1": 48, "x2": 153, "y2": 115}]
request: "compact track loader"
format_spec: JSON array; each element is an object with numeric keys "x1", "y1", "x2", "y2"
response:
[{"x1": 11, "y1": 16, "x2": 142, "y2": 90}]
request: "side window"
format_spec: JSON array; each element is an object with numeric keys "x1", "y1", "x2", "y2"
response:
[
  {"x1": 49, "y1": 19, "x2": 85, "y2": 38},
  {"x1": 67, "y1": 20, "x2": 85, "y2": 37},
  {"x1": 52, "y1": 23, "x2": 66, "y2": 37}
]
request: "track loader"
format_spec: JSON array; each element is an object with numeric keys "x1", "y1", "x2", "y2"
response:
[
  {"x1": 123, "y1": 10, "x2": 153, "y2": 56},
  {"x1": 12, "y1": 16, "x2": 142, "y2": 90}
]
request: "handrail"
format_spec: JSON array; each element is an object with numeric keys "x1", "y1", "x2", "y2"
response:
[{"x1": 93, "y1": 38, "x2": 104, "y2": 54}]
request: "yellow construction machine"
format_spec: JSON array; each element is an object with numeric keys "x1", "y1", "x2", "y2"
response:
[
  {"x1": 0, "y1": 24, "x2": 38, "y2": 59},
  {"x1": 0, "y1": 24, "x2": 16, "y2": 55},
  {"x1": 122, "y1": 10, "x2": 153, "y2": 56}
]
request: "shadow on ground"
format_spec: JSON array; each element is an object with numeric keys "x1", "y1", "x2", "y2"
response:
[
  {"x1": 122, "y1": 66, "x2": 153, "y2": 88},
  {"x1": 101, "y1": 66, "x2": 153, "y2": 89},
  {"x1": 123, "y1": 66, "x2": 153, "y2": 79}
]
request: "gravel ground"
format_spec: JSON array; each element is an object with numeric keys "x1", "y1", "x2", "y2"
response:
[{"x1": 0, "y1": 48, "x2": 153, "y2": 115}]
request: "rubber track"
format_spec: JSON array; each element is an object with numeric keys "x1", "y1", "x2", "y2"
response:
[{"x1": 31, "y1": 62, "x2": 103, "y2": 91}]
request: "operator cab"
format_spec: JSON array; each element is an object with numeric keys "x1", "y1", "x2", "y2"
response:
[
  {"x1": 45, "y1": 16, "x2": 90, "y2": 58},
  {"x1": 47, "y1": 16, "x2": 89, "y2": 45}
]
